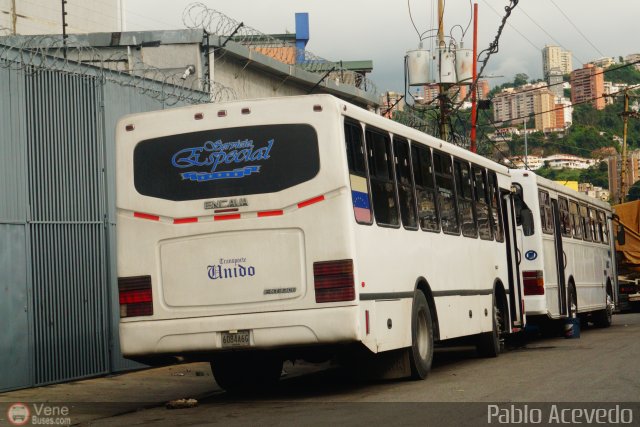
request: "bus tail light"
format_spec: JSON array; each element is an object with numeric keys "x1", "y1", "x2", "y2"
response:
[
  {"x1": 118, "y1": 275, "x2": 153, "y2": 317},
  {"x1": 619, "y1": 283, "x2": 637, "y2": 294},
  {"x1": 313, "y1": 259, "x2": 355, "y2": 303},
  {"x1": 523, "y1": 270, "x2": 545, "y2": 295}
]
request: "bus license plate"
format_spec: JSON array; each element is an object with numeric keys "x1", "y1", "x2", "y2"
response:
[{"x1": 221, "y1": 330, "x2": 250, "y2": 348}]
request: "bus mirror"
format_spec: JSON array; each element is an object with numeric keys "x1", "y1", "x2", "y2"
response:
[
  {"x1": 617, "y1": 225, "x2": 626, "y2": 246},
  {"x1": 521, "y1": 208, "x2": 534, "y2": 236}
]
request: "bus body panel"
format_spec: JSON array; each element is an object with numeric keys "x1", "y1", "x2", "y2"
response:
[
  {"x1": 119, "y1": 306, "x2": 361, "y2": 356},
  {"x1": 511, "y1": 170, "x2": 613, "y2": 320}
]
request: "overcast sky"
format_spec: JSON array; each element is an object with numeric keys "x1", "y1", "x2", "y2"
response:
[{"x1": 125, "y1": 0, "x2": 640, "y2": 92}]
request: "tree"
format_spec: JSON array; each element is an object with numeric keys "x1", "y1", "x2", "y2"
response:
[
  {"x1": 579, "y1": 162, "x2": 609, "y2": 188},
  {"x1": 514, "y1": 73, "x2": 529, "y2": 87}
]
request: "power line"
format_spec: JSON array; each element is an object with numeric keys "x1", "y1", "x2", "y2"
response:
[
  {"x1": 491, "y1": 59, "x2": 640, "y2": 99},
  {"x1": 453, "y1": 0, "x2": 520, "y2": 114},
  {"x1": 480, "y1": 0, "x2": 539, "y2": 52},
  {"x1": 549, "y1": 0, "x2": 605, "y2": 59},
  {"x1": 508, "y1": 83, "x2": 640, "y2": 123},
  {"x1": 517, "y1": 3, "x2": 585, "y2": 65},
  {"x1": 478, "y1": 109, "x2": 517, "y2": 164}
]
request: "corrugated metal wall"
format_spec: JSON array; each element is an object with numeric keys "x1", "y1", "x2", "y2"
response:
[
  {"x1": 0, "y1": 61, "x2": 33, "y2": 392},
  {"x1": 0, "y1": 53, "x2": 199, "y2": 391},
  {"x1": 25, "y1": 71, "x2": 111, "y2": 385}
]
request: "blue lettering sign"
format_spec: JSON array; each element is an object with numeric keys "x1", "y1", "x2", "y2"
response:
[
  {"x1": 207, "y1": 263, "x2": 256, "y2": 281},
  {"x1": 181, "y1": 166, "x2": 261, "y2": 182},
  {"x1": 171, "y1": 138, "x2": 274, "y2": 179}
]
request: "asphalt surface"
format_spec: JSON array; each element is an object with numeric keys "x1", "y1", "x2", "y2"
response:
[{"x1": 2, "y1": 313, "x2": 639, "y2": 426}]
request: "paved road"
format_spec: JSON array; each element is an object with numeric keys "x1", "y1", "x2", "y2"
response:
[{"x1": 87, "y1": 313, "x2": 640, "y2": 426}]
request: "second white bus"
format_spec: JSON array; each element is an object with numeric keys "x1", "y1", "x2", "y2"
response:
[
  {"x1": 116, "y1": 95, "x2": 525, "y2": 391},
  {"x1": 511, "y1": 169, "x2": 616, "y2": 327}
]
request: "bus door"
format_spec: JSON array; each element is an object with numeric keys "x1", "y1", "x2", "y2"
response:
[
  {"x1": 502, "y1": 190, "x2": 524, "y2": 329},
  {"x1": 551, "y1": 199, "x2": 568, "y2": 316}
]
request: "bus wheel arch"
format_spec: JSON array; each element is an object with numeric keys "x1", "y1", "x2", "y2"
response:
[
  {"x1": 593, "y1": 278, "x2": 613, "y2": 328},
  {"x1": 477, "y1": 280, "x2": 506, "y2": 357},
  {"x1": 567, "y1": 277, "x2": 578, "y2": 318},
  {"x1": 493, "y1": 279, "x2": 508, "y2": 330},
  {"x1": 408, "y1": 286, "x2": 434, "y2": 379},
  {"x1": 414, "y1": 278, "x2": 440, "y2": 341}
]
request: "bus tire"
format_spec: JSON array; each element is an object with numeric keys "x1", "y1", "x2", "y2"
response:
[
  {"x1": 568, "y1": 285, "x2": 578, "y2": 319},
  {"x1": 593, "y1": 288, "x2": 613, "y2": 328},
  {"x1": 409, "y1": 291, "x2": 434, "y2": 380},
  {"x1": 210, "y1": 351, "x2": 283, "y2": 393},
  {"x1": 477, "y1": 293, "x2": 503, "y2": 358}
]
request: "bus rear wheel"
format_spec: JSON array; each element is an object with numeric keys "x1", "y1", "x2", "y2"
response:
[
  {"x1": 593, "y1": 290, "x2": 613, "y2": 328},
  {"x1": 210, "y1": 351, "x2": 283, "y2": 393},
  {"x1": 477, "y1": 293, "x2": 503, "y2": 358},
  {"x1": 409, "y1": 291, "x2": 434, "y2": 380}
]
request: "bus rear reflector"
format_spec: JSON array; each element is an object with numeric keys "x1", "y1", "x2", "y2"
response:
[
  {"x1": 118, "y1": 275, "x2": 153, "y2": 318},
  {"x1": 523, "y1": 270, "x2": 544, "y2": 295},
  {"x1": 313, "y1": 259, "x2": 355, "y2": 303}
]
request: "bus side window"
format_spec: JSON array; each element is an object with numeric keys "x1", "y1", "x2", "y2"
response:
[
  {"x1": 569, "y1": 200, "x2": 582, "y2": 239},
  {"x1": 597, "y1": 210, "x2": 609, "y2": 245},
  {"x1": 599, "y1": 210, "x2": 609, "y2": 244},
  {"x1": 473, "y1": 166, "x2": 493, "y2": 240},
  {"x1": 590, "y1": 208, "x2": 600, "y2": 243},
  {"x1": 393, "y1": 137, "x2": 418, "y2": 230},
  {"x1": 344, "y1": 120, "x2": 372, "y2": 225},
  {"x1": 434, "y1": 151, "x2": 459, "y2": 235},
  {"x1": 366, "y1": 127, "x2": 399, "y2": 227},
  {"x1": 488, "y1": 171, "x2": 503, "y2": 242},
  {"x1": 580, "y1": 204, "x2": 592, "y2": 241},
  {"x1": 411, "y1": 145, "x2": 439, "y2": 232},
  {"x1": 538, "y1": 190, "x2": 553, "y2": 234},
  {"x1": 558, "y1": 196, "x2": 571, "y2": 237},
  {"x1": 454, "y1": 159, "x2": 477, "y2": 238}
]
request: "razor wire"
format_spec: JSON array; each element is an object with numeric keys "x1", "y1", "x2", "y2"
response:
[
  {"x1": 390, "y1": 108, "x2": 435, "y2": 134},
  {"x1": 0, "y1": 34, "x2": 237, "y2": 106},
  {"x1": 183, "y1": 2, "x2": 378, "y2": 95}
]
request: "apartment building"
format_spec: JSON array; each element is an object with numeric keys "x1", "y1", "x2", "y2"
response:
[
  {"x1": 547, "y1": 68, "x2": 564, "y2": 99},
  {"x1": 570, "y1": 64, "x2": 605, "y2": 110},
  {"x1": 493, "y1": 83, "x2": 562, "y2": 131},
  {"x1": 625, "y1": 53, "x2": 640, "y2": 71},
  {"x1": 542, "y1": 45, "x2": 573, "y2": 77},
  {"x1": 604, "y1": 81, "x2": 628, "y2": 105},
  {"x1": 608, "y1": 150, "x2": 640, "y2": 203},
  {"x1": 590, "y1": 57, "x2": 615, "y2": 69}
]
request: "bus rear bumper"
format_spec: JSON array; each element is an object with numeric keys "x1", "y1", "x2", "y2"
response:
[
  {"x1": 119, "y1": 306, "x2": 360, "y2": 357},
  {"x1": 524, "y1": 295, "x2": 548, "y2": 316}
]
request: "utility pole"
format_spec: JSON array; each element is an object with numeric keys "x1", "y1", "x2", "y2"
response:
[
  {"x1": 61, "y1": 0, "x2": 68, "y2": 58},
  {"x1": 524, "y1": 116, "x2": 528, "y2": 169},
  {"x1": 437, "y1": 0, "x2": 448, "y2": 141},
  {"x1": 620, "y1": 90, "x2": 640, "y2": 203},
  {"x1": 620, "y1": 90, "x2": 629, "y2": 203},
  {"x1": 11, "y1": 0, "x2": 17, "y2": 34}
]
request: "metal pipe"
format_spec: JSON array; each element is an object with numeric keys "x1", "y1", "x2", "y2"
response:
[{"x1": 470, "y1": 2, "x2": 478, "y2": 153}]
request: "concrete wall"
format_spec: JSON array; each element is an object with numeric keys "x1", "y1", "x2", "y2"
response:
[{"x1": 0, "y1": 0, "x2": 119, "y2": 35}]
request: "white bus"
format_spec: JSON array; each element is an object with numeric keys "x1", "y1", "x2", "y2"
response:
[
  {"x1": 116, "y1": 94, "x2": 524, "y2": 391},
  {"x1": 510, "y1": 169, "x2": 615, "y2": 327}
]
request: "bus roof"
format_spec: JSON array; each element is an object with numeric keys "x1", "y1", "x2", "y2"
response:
[{"x1": 117, "y1": 93, "x2": 511, "y2": 177}]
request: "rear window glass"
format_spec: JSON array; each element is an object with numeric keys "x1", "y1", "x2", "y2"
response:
[{"x1": 134, "y1": 124, "x2": 320, "y2": 201}]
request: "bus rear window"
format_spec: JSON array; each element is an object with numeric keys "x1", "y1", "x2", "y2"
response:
[{"x1": 133, "y1": 124, "x2": 320, "y2": 201}]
